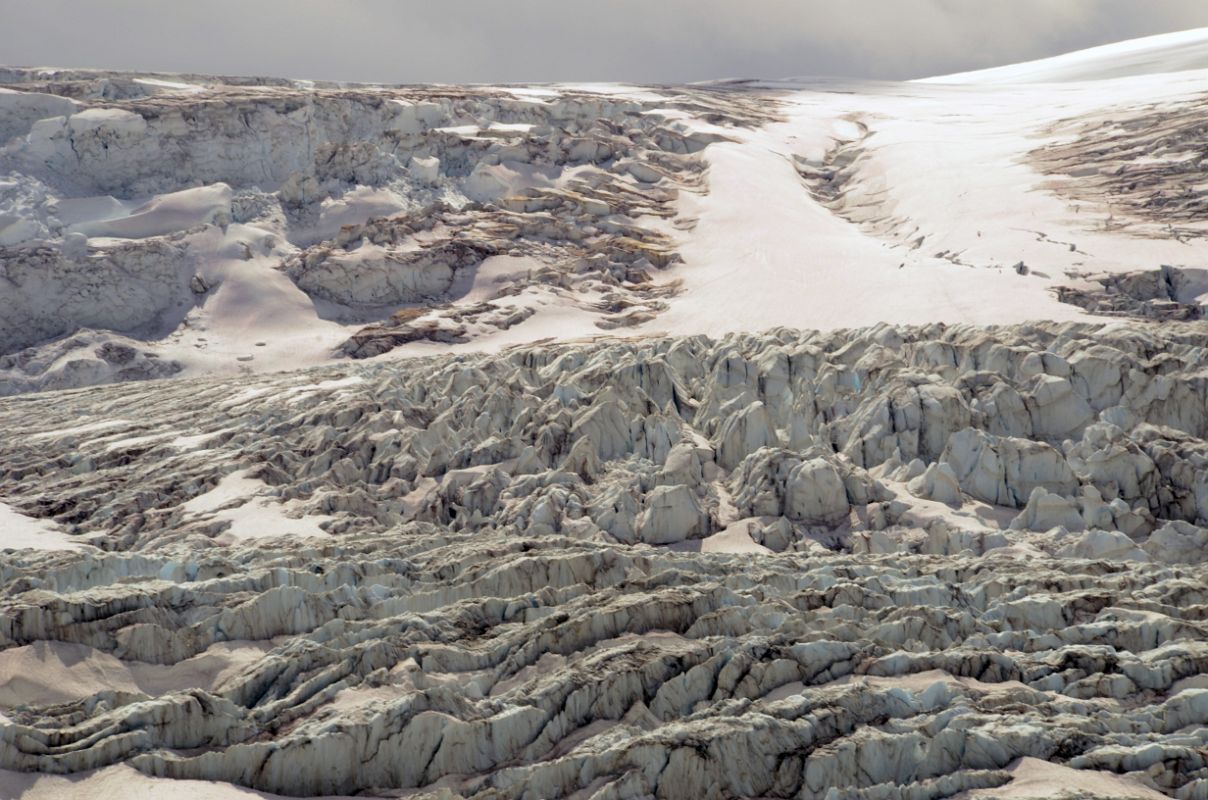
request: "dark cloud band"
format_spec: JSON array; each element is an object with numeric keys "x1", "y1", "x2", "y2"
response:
[{"x1": 2, "y1": 0, "x2": 1207, "y2": 83}]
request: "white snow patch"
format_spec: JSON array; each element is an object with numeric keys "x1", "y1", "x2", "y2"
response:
[
  {"x1": 182, "y1": 470, "x2": 335, "y2": 543},
  {"x1": 65, "y1": 184, "x2": 233, "y2": 239},
  {"x1": 0, "y1": 640, "x2": 274, "y2": 707},
  {"x1": 0, "y1": 502, "x2": 88, "y2": 552},
  {"x1": 955, "y1": 757, "x2": 1167, "y2": 799},
  {"x1": 0, "y1": 763, "x2": 363, "y2": 800}
]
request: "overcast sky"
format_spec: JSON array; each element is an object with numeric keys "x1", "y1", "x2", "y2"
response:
[{"x1": 3, "y1": 0, "x2": 1208, "y2": 84}]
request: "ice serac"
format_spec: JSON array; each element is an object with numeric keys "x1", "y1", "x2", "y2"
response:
[
  {"x1": 5, "y1": 35, "x2": 1208, "y2": 800},
  {"x1": 4, "y1": 38, "x2": 1208, "y2": 398},
  {"x1": 1, "y1": 320, "x2": 1206, "y2": 798},
  {"x1": 0, "y1": 69, "x2": 771, "y2": 394}
]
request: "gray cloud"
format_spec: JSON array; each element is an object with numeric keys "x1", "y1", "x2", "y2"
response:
[{"x1": 2, "y1": 0, "x2": 1208, "y2": 84}]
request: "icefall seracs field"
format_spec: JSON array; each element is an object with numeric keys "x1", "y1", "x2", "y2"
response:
[{"x1": 2, "y1": 28, "x2": 1208, "y2": 800}]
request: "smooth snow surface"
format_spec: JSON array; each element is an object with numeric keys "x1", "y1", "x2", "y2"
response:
[
  {"x1": 957, "y1": 758, "x2": 1169, "y2": 799},
  {"x1": 63, "y1": 184, "x2": 233, "y2": 239},
  {"x1": 0, "y1": 502, "x2": 87, "y2": 551},
  {"x1": 0, "y1": 641, "x2": 274, "y2": 707},
  {"x1": 0, "y1": 765, "x2": 364, "y2": 800},
  {"x1": 924, "y1": 27, "x2": 1208, "y2": 84},
  {"x1": 181, "y1": 469, "x2": 336, "y2": 543}
]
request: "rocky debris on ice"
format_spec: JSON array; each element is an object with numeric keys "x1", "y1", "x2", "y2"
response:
[
  {"x1": 1055, "y1": 266, "x2": 1207, "y2": 322},
  {"x1": 1033, "y1": 88, "x2": 1208, "y2": 240},
  {"x1": 0, "y1": 330, "x2": 181, "y2": 396}
]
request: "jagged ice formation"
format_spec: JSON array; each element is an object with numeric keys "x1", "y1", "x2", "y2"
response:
[{"x1": 1, "y1": 322, "x2": 1207, "y2": 798}]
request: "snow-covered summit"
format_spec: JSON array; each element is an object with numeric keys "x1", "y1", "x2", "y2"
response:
[{"x1": 922, "y1": 26, "x2": 1208, "y2": 83}]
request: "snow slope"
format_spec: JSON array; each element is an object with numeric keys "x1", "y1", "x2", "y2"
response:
[
  {"x1": 0, "y1": 31, "x2": 1207, "y2": 392},
  {"x1": 646, "y1": 70, "x2": 1208, "y2": 337},
  {"x1": 922, "y1": 27, "x2": 1208, "y2": 84}
]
